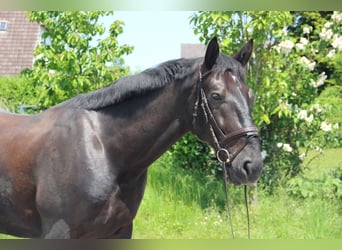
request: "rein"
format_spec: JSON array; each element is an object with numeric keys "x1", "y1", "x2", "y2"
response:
[{"x1": 193, "y1": 67, "x2": 259, "y2": 239}]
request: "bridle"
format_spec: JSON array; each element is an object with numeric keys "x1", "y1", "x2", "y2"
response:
[
  {"x1": 193, "y1": 68, "x2": 259, "y2": 164},
  {"x1": 192, "y1": 67, "x2": 259, "y2": 239}
]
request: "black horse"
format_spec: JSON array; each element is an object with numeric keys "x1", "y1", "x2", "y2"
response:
[{"x1": 0, "y1": 37, "x2": 262, "y2": 238}]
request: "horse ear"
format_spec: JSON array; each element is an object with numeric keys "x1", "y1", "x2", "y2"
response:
[
  {"x1": 203, "y1": 37, "x2": 219, "y2": 70},
  {"x1": 233, "y1": 39, "x2": 253, "y2": 66}
]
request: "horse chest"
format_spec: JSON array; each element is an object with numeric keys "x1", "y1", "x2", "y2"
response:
[
  {"x1": 86, "y1": 174, "x2": 147, "y2": 237},
  {"x1": 66, "y1": 186, "x2": 134, "y2": 238}
]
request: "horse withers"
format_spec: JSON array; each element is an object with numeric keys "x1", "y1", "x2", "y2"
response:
[{"x1": 0, "y1": 37, "x2": 262, "y2": 238}]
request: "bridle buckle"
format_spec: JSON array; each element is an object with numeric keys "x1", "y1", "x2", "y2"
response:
[{"x1": 216, "y1": 148, "x2": 231, "y2": 164}]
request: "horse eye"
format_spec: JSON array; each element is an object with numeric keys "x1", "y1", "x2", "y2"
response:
[{"x1": 211, "y1": 93, "x2": 222, "y2": 101}]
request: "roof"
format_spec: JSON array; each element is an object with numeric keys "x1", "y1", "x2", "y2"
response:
[
  {"x1": 0, "y1": 11, "x2": 40, "y2": 76},
  {"x1": 181, "y1": 43, "x2": 206, "y2": 59}
]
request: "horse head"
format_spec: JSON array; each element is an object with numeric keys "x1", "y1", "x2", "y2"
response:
[{"x1": 192, "y1": 37, "x2": 263, "y2": 185}]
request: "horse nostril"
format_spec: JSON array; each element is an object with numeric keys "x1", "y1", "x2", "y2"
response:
[{"x1": 243, "y1": 160, "x2": 252, "y2": 176}]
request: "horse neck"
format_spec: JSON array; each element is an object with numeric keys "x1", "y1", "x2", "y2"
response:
[{"x1": 98, "y1": 79, "x2": 196, "y2": 168}]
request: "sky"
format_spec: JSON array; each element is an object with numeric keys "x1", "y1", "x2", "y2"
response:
[{"x1": 102, "y1": 11, "x2": 201, "y2": 71}]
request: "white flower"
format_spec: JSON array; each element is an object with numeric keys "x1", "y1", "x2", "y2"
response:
[
  {"x1": 303, "y1": 27, "x2": 311, "y2": 34},
  {"x1": 321, "y1": 121, "x2": 332, "y2": 132},
  {"x1": 261, "y1": 150, "x2": 267, "y2": 160},
  {"x1": 297, "y1": 110, "x2": 308, "y2": 120},
  {"x1": 281, "y1": 27, "x2": 288, "y2": 36},
  {"x1": 299, "y1": 153, "x2": 306, "y2": 161},
  {"x1": 312, "y1": 81, "x2": 323, "y2": 88},
  {"x1": 297, "y1": 110, "x2": 313, "y2": 124},
  {"x1": 327, "y1": 49, "x2": 336, "y2": 58},
  {"x1": 319, "y1": 28, "x2": 333, "y2": 41},
  {"x1": 283, "y1": 144, "x2": 293, "y2": 152},
  {"x1": 312, "y1": 82, "x2": 320, "y2": 88},
  {"x1": 35, "y1": 53, "x2": 44, "y2": 60},
  {"x1": 324, "y1": 22, "x2": 333, "y2": 28},
  {"x1": 300, "y1": 56, "x2": 316, "y2": 71},
  {"x1": 305, "y1": 114, "x2": 314, "y2": 124},
  {"x1": 277, "y1": 143, "x2": 293, "y2": 152},
  {"x1": 333, "y1": 123, "x2": 339, "y2": 129},
  {"x1": 332, "y1": 11, "x2": 342, "y2": 23},
  {"x1": 312, "y1": 72, "x2": 327, "y2": 88},
  {"x1": 300, "y1": 37, "x2": 309, "y2": 45},
  {"x1": 310, "y1": 104, "x2": 322, "y2": 113},
  {"x1": 277, "y1": 40, "x2": 295, "y2": 54},
  {"x1": 319, "y1": 71, "x2": 327, "y2": 81},
  {"x1": 296, "y1": 38, "x2": 309, "y2": 51},
  {"x1": 314, "y1": 146, "x2": 323, "y2": 153},
  {"x1": 332, "y1": 35, "x2": 342, "y2": 52},
  {"x1": 310, "y1": 48, "x2": 319, "y2": 54},
  {"x1": 296, "y1": 43, "x2": 305, "y2": 50}
]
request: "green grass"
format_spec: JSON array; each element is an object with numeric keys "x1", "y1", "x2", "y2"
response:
[
  {"x1": 133, "y1": 148, "x2": 342, "y2": 239},
  {"x1": 250, "y1": 192, "x2": 341, "y2": 239},
  {"x1": 303, "y1": 148, "x2": 342, "y2": 179}
]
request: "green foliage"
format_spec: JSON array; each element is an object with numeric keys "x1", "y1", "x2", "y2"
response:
[
  {"x1": 0, "y1": 76, "x2": 39, "y2": 113},
  {"x1": 287, "y1": 168, "x2": 342, "y2": 200},
  {"x1": 331, "y1": 52, "x2": 342, "y2": 84},
  {"x1": 23, "y1": 11, "x2": 133, "y2": 109},
  {"x1": 315, "y1": 52, "x2": 342, "y2": 149},
  {"x1": 168, "y1": 133, "x2": 221, "y2": 176},
  {"x1": 187, "y1": 11, "x2": 342, "y2": 192},
  {"x1": 287, "y1": 147, "x2": 342, "y2": 201},
  {"x1": 149, "y1": 152, "x2": 243, "y2": 210}
]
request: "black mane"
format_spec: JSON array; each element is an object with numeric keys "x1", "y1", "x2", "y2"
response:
[
  {"x1": 61, "y1": 58, "x2": 200, "y2": 110},
  {"x1": 60, "y1": 54, "x2": 244, "y2": 110}
]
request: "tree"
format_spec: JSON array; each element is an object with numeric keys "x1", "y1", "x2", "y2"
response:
[
  {"x1": 23, "y1": 11, "x2": 133, "y2": 108},
  {"x1": 0, "y1": 76, "x2": 36, "y2": 113},
  {"x1": 189, "y1": 11, "x2": 341, "y2": 191},
  {"x1": 287, "y1": 12, "x2": 337, "y2": 87}
]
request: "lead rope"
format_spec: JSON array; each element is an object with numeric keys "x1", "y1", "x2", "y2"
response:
[
  {"x1": 222, "y1": 161, "x2": 235, "y2": 239},
  {"x1": 223, "y1": 167, "x2": 251, "y2": 239},
  {"x1": 222, "y1": 162, "x2": 252, "y2": 239},
  {"x1": 244, "y1": 185, "x2": 251, "y2": 239}
]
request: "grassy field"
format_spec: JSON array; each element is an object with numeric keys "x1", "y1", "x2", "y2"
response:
[
  {"x1": 133, "y1": 148, "x2": 342, "y2": 239},
  {"x1": 303, "y1": 148, "x2": 342, "y2": 178},
  {"x1": 134, "y1": 188, "x2": 341, "y2": 239},
  {"x1": 0, "y1": 148, "x2": 341, "y2": 239}
]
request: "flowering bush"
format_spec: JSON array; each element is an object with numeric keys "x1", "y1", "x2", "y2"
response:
[{"x1": 189, "y1": 11, "x2": 341, "y2": 192}]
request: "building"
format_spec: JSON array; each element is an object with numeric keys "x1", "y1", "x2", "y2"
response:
[
  {"x1": 181, "y1": 43, "x2": 206, "y2": 59},
  {"x1": 0, "y1": 11, "x2": 40, "y2": 76}
]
